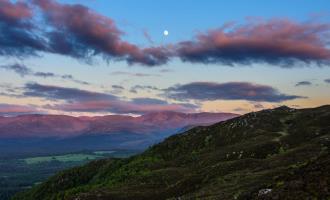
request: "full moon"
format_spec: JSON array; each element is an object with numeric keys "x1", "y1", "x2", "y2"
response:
[{"x1": 163, "y1": 30, "x2": 169, "y2": 36}]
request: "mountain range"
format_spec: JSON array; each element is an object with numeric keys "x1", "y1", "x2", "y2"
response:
[
  {"x1": 13, "y1": 105, "x2": 330, "y2": 200},
  {"x1": 0, "y1": 112, "x2": 238, "y2": 156}
]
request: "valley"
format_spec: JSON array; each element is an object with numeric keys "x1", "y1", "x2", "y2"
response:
[
  {"x1": 0, "y1": 111, "x2": 237, "y2": 199},
  {"x1": 0, "y1": 150, "x2": 140, "y2": 200}
]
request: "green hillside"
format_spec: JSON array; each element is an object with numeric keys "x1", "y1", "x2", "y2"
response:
[{"x1": 13, "y1": 106, "x2": 330, "y2": 200}]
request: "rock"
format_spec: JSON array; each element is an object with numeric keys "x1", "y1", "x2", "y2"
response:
[{"x1": 258, "y1": 188, "x2": 272, "y2": 196}]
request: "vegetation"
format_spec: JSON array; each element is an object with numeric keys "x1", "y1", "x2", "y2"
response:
[
  {"x1": 13, "y1": 106, "x2": 330, "y2": 200},
  {"x1": 0, "y1": 150, "x2": 139, "y2": 200},
  {"x1": 0, "y1": 156, "x2": 91, "y2": 200}
]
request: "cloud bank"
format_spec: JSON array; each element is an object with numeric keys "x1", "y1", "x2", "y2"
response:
[
  {"x1": 176, "y1": 19, "x2": 330, "y2": 67},
  {"x1": 164, "y1": 82, "x2": 304, "y2": 102},
  {"x1": 22, "y1": 83, "x2": 196, "y2": 114},
  {"x1": 0, "y1": 0, "x2": 330, "y2": 67}
]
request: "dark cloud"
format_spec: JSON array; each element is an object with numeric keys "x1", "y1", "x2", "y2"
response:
[
  {"x1": 233, "y1": 107, "x2": 248, "y2": 113},
  {"x1": 295, "y1": 81, "x2": 312, "y2": 87},
  {"x1": 60, "y1": 75, "x2": 90, "y2": 85},
  {"x1": 61, "y1": 75, "x2": 73, "y2": 79},
  {"x1": 131, "y1": 85, "x2": 160, "y2": 92},
  {"x1": 131, "y1": 98, "x2": 167, "y2": 105},
  {"x1": 110, "y1": 71, "x2": 159, "y2": 77},
  {"x1": 32, "y1": 0, "x2": 170, "y2": 66},
  {"x1": 165, "y1": 82, "x2": 305, "y2": 102},
  {"x1": 0, "y1": 63, "x2": 32, "y2": 77},
  {"x1": 325, "y1": 79, "x2": 330, "y2": 84},
  {"x1": 129, "y1": 89, "x2": 138, "y2": 94},
  {"x1": 0, "y1": 83, "x2": 24, "y2": 98},
  {"x1": 0, "y1": 63, "x2": 89, "y2": 85},
  {"x1": 0, "y1": 0, "x2": 170, "y2": 66},
  {"x1": 24, "y1": 83, "x2": 116, "y2": 102},
  {"x1": 159, "y1": 69, "x2": 173, "y2": 73},
  {"x1": 0, "y1": 23, "x2": 46, "y2": 57},
  {"x1": 33, "y1": 72, "x2": 56, "y2": 78},
  {"x1": 0, "y1": 80, "x2": 198, "y2": 115},
  {"x1": 110, "y1": 85, "x2": 125, "y2": 94},
  {"x1": 0, "y1": 0, "x2": 47, "y2": 57},
  {"x1": 112, "y1": 85, "x2": 125, "y2": 90},
  {"x1": 23, "y1": 83, "x2": 196, "y2": 114},
  {"x1": 291, "y1": 104, "x2": 301, "y2": 108},
  {"x1": 176, "y1": 19, "x2": 330, "y2": 67},
  {"x1": 253, "y1": 103, "x2": 264, "y2": 109}
]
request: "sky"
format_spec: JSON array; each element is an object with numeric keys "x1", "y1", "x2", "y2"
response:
[{"x1": 0, "y1": 0, "x2": 330, "y2": 116}]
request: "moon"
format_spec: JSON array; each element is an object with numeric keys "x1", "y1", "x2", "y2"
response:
[{"x1": 163, "y1": 30, "x2": 169, "y2": 36}]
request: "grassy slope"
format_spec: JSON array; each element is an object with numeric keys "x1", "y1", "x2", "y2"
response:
[{"x1": 13, "y1": 106, "x2": 330, "y2": 200}]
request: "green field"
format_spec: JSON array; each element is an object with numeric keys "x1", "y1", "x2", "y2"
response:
[
  {"x1": 23, "y1": 154, "x2": 103, "y2": 165},
  {"x1": 93, "y1": 150, "x2": 115, "y2": 155}
]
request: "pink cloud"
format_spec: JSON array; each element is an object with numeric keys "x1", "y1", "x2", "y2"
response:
[
  {"x1": 0, "y1": 0, "x2": 32, "y2": 22},
  {"x1": 176, "y1": 19, "x2": 330, "y2": 66},
  {"x1": 33, "y1": 0, "x2": 170, "y2": 65}
]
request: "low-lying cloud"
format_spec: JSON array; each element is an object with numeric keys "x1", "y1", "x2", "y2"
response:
[
  {"x1": 0, "y1": 63, "x2": 32, "y2": 77},
  {"x1": 24, "y1": 83, "x2": 115, "y2": 102},
  {"x1": 110, "y1": 71, "x2": 159, "y2": 77},
  {"x1": 295, "y1": 81, "x2": 312, "y2": 87},
  {"x1": 164, "y1": 82, "x2": 305, "y2": 102},
  {"x1": 0, "y1": 104, "x2": 39, "y2": 116},
  {"x1": 22, "y1": 83, "x2": 196, "y2": 114},
  {"x1": 47, "y1": 99, "x2": 196, "y2": 115},
  {"x1": 0, "y1": 63, "x2": 89, "y2": 85}
]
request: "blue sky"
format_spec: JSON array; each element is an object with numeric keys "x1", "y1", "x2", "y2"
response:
[
  {"x1": 0, "y1": 0, "x2": 329, "y2": 116},
  {"x1": 61, "y1": 0, "x2": 330, "y2": 44}
]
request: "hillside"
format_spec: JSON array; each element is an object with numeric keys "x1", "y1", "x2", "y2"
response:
[{"x1": 13, "y1": 105, "x2": 330, "y2": 200}]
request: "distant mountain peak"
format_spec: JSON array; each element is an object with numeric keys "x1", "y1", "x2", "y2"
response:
[
  {"x1": 0, "y1": 111, "x2": 238, "y2": 138},
  {"x1": 274, "y1": 105, "x2": 294, "y2": 111}
]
